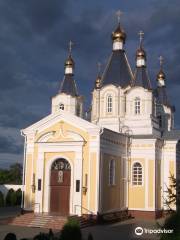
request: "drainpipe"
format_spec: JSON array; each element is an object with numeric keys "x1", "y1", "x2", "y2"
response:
[
  {"x1": 20, "y1": 130, "x2": 27, "y2": 213},
  {"x1": 118, "y1": 87, "x2": 121, "y2": 132},
  {"x1": 96, "y1": 89, "x2": 100, "y2": 124},
  {"x1": 98, "y1": 127, "x2": 104, "y2": 214}
]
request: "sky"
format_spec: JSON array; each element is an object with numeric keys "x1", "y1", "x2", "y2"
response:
[{"x1": 0, "y1": 0, "x2": 180, "y2": 168}]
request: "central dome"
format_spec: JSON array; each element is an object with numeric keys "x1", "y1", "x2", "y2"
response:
[{"x1": 111, "y1": 24, "x2": 126, "y2": 43}]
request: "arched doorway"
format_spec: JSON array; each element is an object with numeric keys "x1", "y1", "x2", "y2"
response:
[{"x1": 50, "y1": 158, "x2": 71, "y2": 215}]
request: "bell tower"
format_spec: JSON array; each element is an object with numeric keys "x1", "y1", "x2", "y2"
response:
[
  {"x1": 51, "y1": 41, "x2": 84, "y2": 117},
  {"x1": 155, "y1": 56, "x2": 175, "y2": 131}
]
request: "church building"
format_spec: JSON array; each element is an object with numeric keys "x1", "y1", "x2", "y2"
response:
[{"x1": 21, "y1": 20, "x2": 180, "y2": 219}]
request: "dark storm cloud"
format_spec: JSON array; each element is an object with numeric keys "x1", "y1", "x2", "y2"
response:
[
  {"x1": 0, "y1": 0, "x2": 180, "y2": 166},
  {"x1": 0, "y1": 135, "x2": 22, "y2": 154},
  {"x1": 0, "y1": 105, "x2": 41, "y2": 129}
]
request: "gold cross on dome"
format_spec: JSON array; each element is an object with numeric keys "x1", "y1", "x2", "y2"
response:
[
  {"x1": 116, "y1": 10, "x2": 123, "y2": 23},
  {"x1": 159, "y1": 55, "x2": 164, "y2": 68},
  {"x1": 68, "y1": 40, "x2": 74, "y2": 55},
  {"x1": 138, "y1": 30, "x2": 144, "y2": 45}
]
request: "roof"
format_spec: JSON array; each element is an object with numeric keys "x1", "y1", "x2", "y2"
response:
[
  {"x1": 132, "y1": 134, "x2": 156, "y2": 139},
  {"x1": 22, "y1": 110, "x2": 100, "y2": 135},
  {"x1": 101, "y1": 50, "x2": 133, "y2": 88},
  {"x1": 162, "y1": 130, "x2": 180, "y2": 140},
  {"x1": 154, "y1": 86, "x2": 170, "y2": 107},
  {"x1": 133, "y1": 66, "x2": 151, "y2": 90},
  {"x1": 60, "y1": 74, "x2": 78, "y2": 97}
]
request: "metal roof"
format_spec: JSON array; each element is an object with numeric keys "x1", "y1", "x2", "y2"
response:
[
  {"x1": 163, "y1": 130, "x2": 180, "y2": 140},
  {"x1": 101, "y1": 50, "x2": 133, "y2": 88},
  {"x1": 154, "y1": 86, "x2": 170, "y2": 107},
  {"x1": 133, "y1": 66, "x2": 151, "y2": 90},
  {"x1": 60, "y1": 74, "x2": 78, "y2": 97}
]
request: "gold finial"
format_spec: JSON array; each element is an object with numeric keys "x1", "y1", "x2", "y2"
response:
[
  {"x1": 112, "y1": 11, "x2": 126, "y2": 43},
  {"x1": 65, "y1": 40, "x2": 75, "y2": 68},
  {"x1": 116, "y1": 10, "x2": 123, "y2": 24},
  {"x1": 95, "y1": 62, "x2": 102, "y2": 89},
  {"x1": 157, "y1": 56, "x2": 165, "y2": 81},
  {"x1": 138, "y1": 30, "x2": 144, "y2": 46},
  {"x1": 68, "y1": 40, "x2": 74, "y2": 55}
]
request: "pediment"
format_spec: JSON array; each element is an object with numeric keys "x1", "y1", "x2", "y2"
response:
[
  {"x1": 36, "y1": 127, "x2": 85, "y2": 143},
  {"x1": 22, "y1": 111, "x2": 100, "y2": 136}
]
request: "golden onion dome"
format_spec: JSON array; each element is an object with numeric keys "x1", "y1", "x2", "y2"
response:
[
  {"x1": 136, "y1": 47, "x2": 146, "y2": 59},
  {"x1": 95, "y1": 75, "x2": 101, "y2": 88},
  {"x1": 64, "y1": 55, "x2": 74, "y2": 67},
  {"x1": 157, "y1": 69, "x2": 166, "y2": 80},
  {"x1": 111, "y1": 24, "x2": 126, "y2": 43}
]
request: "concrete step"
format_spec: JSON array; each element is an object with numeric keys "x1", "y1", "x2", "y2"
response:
[{"x1": 9, "y1": 213, "x2": 95, "y2": 229}]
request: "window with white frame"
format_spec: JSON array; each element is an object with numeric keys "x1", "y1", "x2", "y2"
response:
[
  {"x1": 109, "y1": 159, "x2": 115, "y2": 185},
  {"x1": 134, "y1": 97, "x2": 140, "y2": 115},
  {"x1": 132, "y1": 162, "x2": 142, "y2": 185},
  {"x1": 107, "y1": 95, "x2": 113, "y2": 113},
  {"x1": 59, "y1": 103, "x2": 64, "y2": 110}
]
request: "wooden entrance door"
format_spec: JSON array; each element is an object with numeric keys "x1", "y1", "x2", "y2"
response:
[{"x1": 50, "y1": 158, "x2": 71, "y2": 215}]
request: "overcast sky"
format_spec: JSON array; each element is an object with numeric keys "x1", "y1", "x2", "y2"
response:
[{"x1": 0, "y1": 0, "x2": 180, "y2": 168}]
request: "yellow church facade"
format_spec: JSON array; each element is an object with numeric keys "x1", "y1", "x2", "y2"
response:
[{"x1": 21, "y1": 21, "x2": 180, "y2": 219}]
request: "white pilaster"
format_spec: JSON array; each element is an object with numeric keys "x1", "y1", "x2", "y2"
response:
[{"x1": 35, "y1": 151, "x2": 44, "y2": 213}]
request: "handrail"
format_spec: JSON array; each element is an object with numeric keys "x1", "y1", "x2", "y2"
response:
[{"x1": 74, "y1": 205, "x2": 94, "y2": 215}]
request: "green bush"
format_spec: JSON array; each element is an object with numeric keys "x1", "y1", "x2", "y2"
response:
[
  {"x1": 6, "y1": 189, "x2": 17, "y2": 206},
  {"x1": 60, "y1": 219, "x2": 82, "y2": 240},
  {"x1": 15, "y1": 188, "x2": 22, "y2": 205},
  {"x1": 0, "y1": 190, "x2": 4, "y2": 207},
  {"x1": 4, "y1": 233, "x2": 17, "y2": 240},
  {"x1": 160, "y1": 211, "x2": 180, "y2": 240},
  {"x1": 87, "y1": 233, "x2": 94, "y2": 240}
]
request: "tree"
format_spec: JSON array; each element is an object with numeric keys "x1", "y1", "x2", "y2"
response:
[
  {"x1": 0, "y1": 163, "x2": 22, "y2": 184},
  {"x1": 15, "y1": 188, "x2": 22, "y2": 205},
  {"x1": 60, "y1": 219, "x2": 82, "y2": 240},
  {"x1": 0, "y1": 190, "x2": 4, "y2": 207},
  {"x1": 6, "y1": 189, "x2": 17, "y2": 206},
  {"x1": 164, "y1": 174, "x2": 180, "y2": 212},
  {"x1": 160, "y1": 175, "x2": 180, "y2": 239},
  {"x1": 8, "y1": 163, "x2": 22, "y2": 184}
]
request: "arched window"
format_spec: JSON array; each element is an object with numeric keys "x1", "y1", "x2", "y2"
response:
[
  {"x1": 59, "y1": 103, "x2": 64, "y2": 110},
  {"x1": 135, "y1": 97, "x2": 140, "y2": 115},
  {"x1": 109, "y1": 159, "x2": 115, "y2": 185},
  {"x1": 107, "y1": 95, "x2": 113, "y2": 113},
  {"x1": 132, "y1": 162, "x2": 142, "y2": 185}
]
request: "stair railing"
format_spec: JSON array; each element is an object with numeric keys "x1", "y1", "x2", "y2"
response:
[
  {"x1": 32, "y1": 203, "x2": 40, "y2": 213},
  {"x1": 74, "y1": 205, "x2": 94, "y2": 217}
]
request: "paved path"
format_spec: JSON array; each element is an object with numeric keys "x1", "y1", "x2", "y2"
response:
[
  {"x1": 0, "y1": 218, "x2": 164, "y2": 240},
  {"x1": 0, "y1": 225, "x2": 51, "y2": 239},
  {"x1": 0, "y1": 206, "x2": 21, "y2": 219},
  {"x1": 83, "y1": 219, "x2": 162, "y2": 240}
]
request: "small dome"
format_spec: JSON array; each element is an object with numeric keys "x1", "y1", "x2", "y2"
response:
[
  {"x1": 95, "y1": 76, "x2": 101, "y2": 89},
  {"x1": 65, "y1": 55, "x2": 74, "y2": 67},
  {"x1": 157, "y1": 69, "x2": 166, "y2": 80},
  {"x1": 136, "y1": 47, "x2": 146, "y2": 59},
  {"x1": 111, "y1": 24, "x2": 126, "y2": 43}
]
